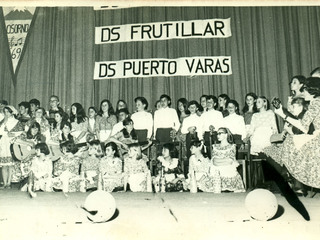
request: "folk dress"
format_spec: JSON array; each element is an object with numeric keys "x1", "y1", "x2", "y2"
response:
[
  {"x1": 211, "y1": 144, "x2": 245, "y2": 192},
  {"x1": 99, "y1": 156, "x2": 123, "y2": 192},
  {"x1": 263, "y1": 98, "x2": 320, "y2": 188}
]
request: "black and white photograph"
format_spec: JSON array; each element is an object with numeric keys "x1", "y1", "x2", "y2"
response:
[{"x1": 0, "y1": 1, "x2": 320, "y2": 239}]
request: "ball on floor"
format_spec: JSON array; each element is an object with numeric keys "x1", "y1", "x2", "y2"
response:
[
  {"x1": 83, "y1": 190, "x2": 116, "y2": 223},
  {"x1": 245, "y1": 188, "x2": 278, "y2": 221}
]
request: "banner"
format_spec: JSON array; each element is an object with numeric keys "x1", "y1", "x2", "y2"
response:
[
  {"x1": 94, "y1": 56, "x2": 231, "y2": 80},
  {"x1": 95, "y1": 18, "x2": 231, "y2": 44},
  {"x1": 3, "y1": 7, "x2": 35, "y2": 73}
]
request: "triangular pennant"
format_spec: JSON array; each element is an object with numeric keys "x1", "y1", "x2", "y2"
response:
[{"x1": 2, "y1": 7, "x2": 35, "y2": 73}]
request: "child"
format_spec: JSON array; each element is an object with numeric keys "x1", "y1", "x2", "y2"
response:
[
  {"x1": 98, "y1": 141, "x2": 123, "y2": 192},
  {"x1": 211, "y1": 128, "x2": 245, "y2": 193},
  {"x1": 108, "y1": 117, "x2": 138, "y2": 154},
  {"x1": 52, "y1": 141, "x2": 82, "y2": 192},
  {"x1": 80, "y1": 140, "x2": 103, "y2": 191},
  {"x1": 123, "y1": 143, "x2": 151, "y2": 192},
  {"x1": 60, "y1": 121, "x2": 74, "y2": 143},
  {"x1": 152, "y1": 143, "x2": 186, "y2": 192},
  {"x1": 27, "y1": 143, "x2": 53, "y2": 198},
  {"x1": 188, "y1": 140, "x2": 221, "y2": 193},
  {"x1": 86, "y1": 106, "x2": 98, "y2": 142}
]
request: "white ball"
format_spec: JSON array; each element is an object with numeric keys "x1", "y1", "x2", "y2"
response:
[
  {"x1": 83, "y1": 190, "x2": 116, "y2": 223},
  {"x1": 245, "y1": 188, "x2": 278, "y2": 221}
]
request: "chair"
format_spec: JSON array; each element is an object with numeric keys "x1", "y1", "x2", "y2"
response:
[{"x1": 234, "y1": 135, "x2": 249, "y2": 190}]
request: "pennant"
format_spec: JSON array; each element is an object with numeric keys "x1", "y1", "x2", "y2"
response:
[{"x1": 2, "y1": 7, "x2": 35, "y2": 73}]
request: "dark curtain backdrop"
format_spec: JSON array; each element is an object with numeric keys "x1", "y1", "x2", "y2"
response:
[
  {"x1": 1, "y1": 6, "x2": 320, "y2": 113},
  {"x1": 0, "y1": 8, "x2": 15, "y2": 104}
]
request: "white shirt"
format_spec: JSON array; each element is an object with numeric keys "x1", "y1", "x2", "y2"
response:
[
  {"x1": 111, "y1": 121, "x2": 124, "y2": 136},
  {"x1": 222, "y1": 113, "x2": 246, "y2": 139},
  {"x1": 131, "y1": 111, "x2": 153, "y2": 139},
  {"x1": 153, "y1": 107, "x2": 180, "y2": 135},
  {"x1": 200, "y1": 109, "x2": 224, "y2": 136},
  {"x1": 181, "y1": 113, "x2": 203, "y2": 140}
]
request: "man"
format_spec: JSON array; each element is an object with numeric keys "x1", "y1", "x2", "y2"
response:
[
  {"x1": 111, "y1": 108, "x2": 130, "y2": 136},
  {"x1": 200, "y1": 95, "x2": 224, "y2": 157},
  {"x1": 47, "y1": 95, "x2": 68, "y2": 126},
  {"x1": 153, "y1": 94, "x2": 180, "y2": 142},
  {"x1": 29, "y1": 99, "x2": 40, "y2": 118}
]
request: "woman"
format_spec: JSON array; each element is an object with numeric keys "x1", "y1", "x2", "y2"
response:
[
  {"x1": 115, "y1": 99, "x2": 128, "y2": 116},
  {"x1": 241, "y1": 92, "x2": 258, "y2": 131},
  {"x1": 223, "y1": 100, "x2": 246, "y2": 140},
  {"x1": 211, "y1": 127, "x2": 245, "y2": 192},
  {"x1": 96, "y1": 99, "x2": 117, "y2": 142},
  {"x1": 287, "y1": 75, "x2": 307, "y2": 113},
  {"x1": 218, "y1": 94, "x2": 230, "y2": 117},
  {"x1": 176, "y1": 98, "x2": 189, "y2": 123},
  {"x1": 267, "y1": 77, "x2": 320, "y2": 189},
  {"x1": 131, "y1": 96, "x2": 153, "y2": 140},
  {"x1": 70, "y1": 103, "x2": 88, "y2": 144},
  {"x1": 0, "y1": 106, "x2": 24, "y2": 188},
  {"x1": 49, "y1": 109, "x2": 66, "y2": 144},
  {"x1": 245, "y1": 96, "x2": 278, "y2": 156}
]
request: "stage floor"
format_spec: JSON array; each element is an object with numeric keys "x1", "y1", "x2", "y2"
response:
[{"x1": 0, "y1": 188, "x2": 320, "y2": 240}]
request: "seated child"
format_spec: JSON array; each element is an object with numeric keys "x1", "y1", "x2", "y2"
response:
[
  {"x1": 98, "y1": 141, "x2": 124, "y2": 192},
  {"x1": 152, "y1": 143, "x2": 186, "y2": 192},
  {"x1": 188, "y1": 140, "x2": 221, "y2": 193},
  {"x1": 80, "y1": 140, "x2": 103, "y2": 191},
  {"x1": 52, "y1": 141, "x2": 82, "y2": 192},
  {"x1": 211, "y1": 128, "x2": 245, "y2": 193},
  {"x1": 123, "y1": 143, "x2": 152, "y2": 192},
  {"x1": 28, "y1": 143, "x2": 53, "y2": 198}
]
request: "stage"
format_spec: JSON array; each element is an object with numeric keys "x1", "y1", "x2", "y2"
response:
[{"x1": 0, "y1": 188, "x2": 320, "y2": 240}]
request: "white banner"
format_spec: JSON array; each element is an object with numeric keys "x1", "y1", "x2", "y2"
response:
[
  {"x1": 94, "y1": 56, "x2": 232, "y2": 80},
  {"x1": 95, "y1": 18, "x2": 231, "y2": 44}
]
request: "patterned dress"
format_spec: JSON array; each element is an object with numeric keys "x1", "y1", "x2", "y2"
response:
[
  {"x1": 263, "y1": 98, "x2": 320, "y2": 188},
  {"x1": 153, "y1": 156, "x2": 186, "y2": 192},
  {"x1": 52, "y1": 154, "x2": 82, "y2": 192},
  {"x1": 0, "y1": 118, "x2": 24, "y2": 166},
  {"x1": 188, "y1": 155, "x2": 221, "y2": 193},
  {"x1": 211, "y1": 144, "x2": 245, "y2": 192},
  {"x1": 248, "y1": 110, "x2": 278, "y2": 155},
  {"x1": 96, "y1": 115, "x2": 117, "y2": 142},
  {"x1": 124, "y1": 154, "x2": 150, "y2": 192},
  {"x1": 99, "y1": 156, "x2": 123, "y2": 192},
  {"x1": 71, "y1": 120, "x2": 88, "y2": 143},
  {"x1": 29, "y1": 156, "x2": 53, "y2": 192},
  {"x1": 11, "y1": 132, "x2": 46, "y2": 183},
  {"x1": 81, "y1": 154, "x2": 100, "y2": 190}
]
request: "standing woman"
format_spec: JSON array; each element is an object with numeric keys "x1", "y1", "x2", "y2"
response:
[
  {"x1": 70, "y1": 103, "x2": 88, "y2": 144},
  {"x1": 223, "y1": 100, "x2": 246, "y2": 140},
  {"x1": 245, "y1": 96, "x2": 278, "y2": 156},
  {"x1": 0, "y1": 106, "x2": 24, "y2": 188},
  {"x1": 269, "y1": 77, "x2": 320, "y2": 189},
  {"x1": 218, "y1": 94, "x2": 230, "y2": 117},
  {"x1": 96, "y1": 99, "x2": 117, "y2": 142},
  {"x1": 115, "y1": 99, "x2": 128, "y2": 116},
  {"x1": 131, "y1": 97, "x2": 153, "y2": 141},
  {"x1": 242, "y1": 92, "x2": 258, "y2": 133},
  {"x1": 176, "y1": 98, "x2": 189, "y2": 123}
]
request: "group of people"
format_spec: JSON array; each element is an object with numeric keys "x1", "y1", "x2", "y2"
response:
[{"x1": 0, "y1": 67, "x2": 319, "y2": 198}]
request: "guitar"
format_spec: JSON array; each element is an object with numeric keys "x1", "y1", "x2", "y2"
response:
[{"x1": 10, "y1": 139, "x2": 64, "y2": 162}]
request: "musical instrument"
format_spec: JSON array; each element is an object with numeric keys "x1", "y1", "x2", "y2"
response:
[
  {"x1": 10, "y1": 139, "x2": 64, "y2": 162},
  {"x1": 271, "y1": 97, "x2": 281, "y2": 109}
]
